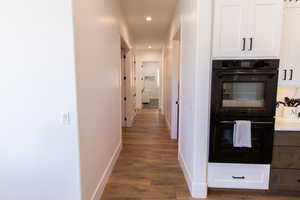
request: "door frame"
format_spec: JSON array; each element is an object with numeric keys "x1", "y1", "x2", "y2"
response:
[
  {"x1": 141, "y1": 61, "x2": 161, "y2": 109},
  {"x1": 170, "y1": 27, "x2": 182, "y2": 140}
]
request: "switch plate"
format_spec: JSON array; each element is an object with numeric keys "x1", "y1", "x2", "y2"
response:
[{"x1": 61, "y1": 112, "x2": 71, "y2": 125}]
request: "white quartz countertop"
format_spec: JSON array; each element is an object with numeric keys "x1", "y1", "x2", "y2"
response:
[{"x1": 275, "y1": 117, "x2": 300, "y2": 131}]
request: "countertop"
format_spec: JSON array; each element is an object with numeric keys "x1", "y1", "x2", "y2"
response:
[{"x1": 275, "y1": 117, "x2": 300, "y2": 131}]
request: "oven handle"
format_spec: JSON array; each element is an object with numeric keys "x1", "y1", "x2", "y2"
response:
[
  {"x1": 217, "y1": 71, "x2": 277, "y2": 76},
  {"x1": 220, "y1": 121, "x2": 273, "y2": 125}
]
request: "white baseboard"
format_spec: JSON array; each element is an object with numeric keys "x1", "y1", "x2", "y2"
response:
[
  {"x1": 91, "y1": 142, "x2": 122, "y2": 200},
  {"x1": 165, "y1": 115, "x2": 171, "y2": 131},
  {"x1": 165, "y1": 117, "x2": 170, "y2": 130},
  {"x1": 178, "y1": 152, "x2": 208, "y2": 199}
]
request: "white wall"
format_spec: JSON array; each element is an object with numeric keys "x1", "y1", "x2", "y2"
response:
[
  {"x1": 0, "y1": 1, "x2": 81, "y2": 200},
  {"x1": 163, "y1": 46, "x2": 173, "y2": 130},
  {"x1": 164, "y1": 0, "x2": 213, "y2": 198},
  {"x1": 135, "y1": 50, "x2": 162, "y2": 109},
  {"x1": 72, "y1": 0, "x2": 132, "y2": 199}
]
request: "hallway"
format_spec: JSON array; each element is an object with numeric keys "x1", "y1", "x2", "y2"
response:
[
  {"x1": 102, "y1": 110, "x2": 300, "y2": 200},
  {"x1": 102, "y1": 109, "x2": 191, "y2": 199}
]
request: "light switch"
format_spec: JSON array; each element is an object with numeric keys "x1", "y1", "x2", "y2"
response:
[{"x1": 61, "y1": 112, "x2": 71, "y2": 125}]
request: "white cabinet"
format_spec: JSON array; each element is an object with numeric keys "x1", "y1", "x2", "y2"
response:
[
  {"x1": 208, "y1": 163, "x2": 270, "y2": 190},
  {"x1": 278, "y1": 4, "x2": 300, "y2": 87},
  {"x1": 213, "y1": 0, "x2": 248, "y2": 58},
  {"x1": 213, "y1": 0, "x2": 283, "y2": 59}
]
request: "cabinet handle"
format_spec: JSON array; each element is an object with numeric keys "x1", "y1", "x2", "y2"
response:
[
  {"x1": 249, "y1": 38, "x2": 253, "y2": 51},
  {"x1": 242, "y1": 38, "x2": 246, "y2": 51},
  {"x1": 289, "y1": 69, "x2": 293, "y2": 80},
  {"x1": 283, "y1": 69, "x2": 287, "y2": 80},
  {"x1": 232, "y1": 176, "x2": 245, "y2": 179}
]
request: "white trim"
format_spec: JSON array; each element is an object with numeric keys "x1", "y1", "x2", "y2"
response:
[
  {"x1": 90, "y1": 142, "x2": 122, "y2": 200},
  {"x1": 165, "y1": 115, "x2": 171, "y2": 131},
  {"x1": 126, "y1": 114, "x2": 135, "y2": 127},
  {"x1": 179, "y1": 152, "x2": 208, "y2": 199}
]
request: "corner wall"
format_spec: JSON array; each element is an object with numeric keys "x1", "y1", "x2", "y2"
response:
[
  {"x1": 164, "y1": 0, "x2": 213, "y2": 198},
  {"x1": 0, "y1": 1, "x2": 81, "y2": 200},
  {"x1": 72, "y1": 0, "x2": 132, "y2": 199}
]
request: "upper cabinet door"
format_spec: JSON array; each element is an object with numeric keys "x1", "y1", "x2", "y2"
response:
[
  {"x1": 247, "y1": 0, "x2": 283, "y2": 58},
  {"x1": 213, "y1": 0, "x2": 248, "y2": 58},
  {"x1": 279, "y1": 6, "x2": 300, "y2": 87}
]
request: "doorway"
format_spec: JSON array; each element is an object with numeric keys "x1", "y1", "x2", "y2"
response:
[
  {"x1": 141, "y1": 61, "x2": 161, "y2": 109},
  {"x1": 121, "y1": 38, "x2": 136, "y2": 127},
  {"x1": 171, "y1": 28, "x2": 181, "y2": 140}
]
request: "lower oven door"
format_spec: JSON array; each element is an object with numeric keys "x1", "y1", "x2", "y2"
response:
[{"x1": 209, "y1": 120, "x2": 274, "y2": 164}]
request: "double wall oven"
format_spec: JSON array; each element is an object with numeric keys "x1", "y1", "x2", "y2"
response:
[{"x1": 209, "y1": 60, "x2": 279, "y2": 164}]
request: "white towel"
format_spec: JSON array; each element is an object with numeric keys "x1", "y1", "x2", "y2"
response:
[{"x1": 233, "y1": 120, "x2": 252, "y2": 148}]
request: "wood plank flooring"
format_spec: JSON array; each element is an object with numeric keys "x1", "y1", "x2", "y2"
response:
[{"x1": 101, "y1": 109, "x2": 300, "y2": 200}]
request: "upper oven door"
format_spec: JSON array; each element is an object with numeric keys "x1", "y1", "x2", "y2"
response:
[{"x1": 211, "y1": 70, "x2": 278, "y2": 117}]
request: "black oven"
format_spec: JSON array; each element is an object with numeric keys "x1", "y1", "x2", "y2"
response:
[
  {"x1": 209, "y1": 59, "x2": 279, "y2": 164},
  {"x1": 211, "y1": 60, "x2": 279, "y2": 118}
]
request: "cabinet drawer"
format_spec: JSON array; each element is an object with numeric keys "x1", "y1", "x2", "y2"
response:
[
  {"x1": 208, "y1": 163, "x2": 270, "y2": 189},
  {"x1": 272, "y1": 147, "x2": 300, "y2": 169},
  {"x1": 274, "y1": 132, "x2": 300, "y2": 146},
  {"x1": 270, "y1": 169, "x2": 300, "y2": 191}
]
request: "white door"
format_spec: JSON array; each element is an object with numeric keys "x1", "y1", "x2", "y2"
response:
[
  {"x1": 213, "y1": 0, "x2": 248, "y2": 58},
  {"x1": 121, "y1": 51, "x2": 127, "y2": 127},
  {"x1": 279, "y1": 5, "x2": 300, "y2": 87},
  {"x1": 171, "y1": 41, "x2": 180, "y2": 140},
  {"x1": 247, "y1": 0, "x2": 283, "y2": 58}
]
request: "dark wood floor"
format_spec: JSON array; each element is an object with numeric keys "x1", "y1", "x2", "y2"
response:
[{"x1": 101, "y1": 109, "x2": 299, "y2": 200}]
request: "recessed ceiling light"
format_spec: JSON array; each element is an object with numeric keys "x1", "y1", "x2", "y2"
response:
[
  {"x1": 146, "y1": 16, "x2": 152, "y2": 22},
  {"x1": 148, "y1": 45, "x2": 152, "y2": 49}
]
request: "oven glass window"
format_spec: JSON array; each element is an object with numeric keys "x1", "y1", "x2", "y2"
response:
[
  {"x1": 219, "y1": 126, "x2": 261, "y2": 153},
  {"x1": 222, "y1": 82, "x2": 264, "y2": 107}
]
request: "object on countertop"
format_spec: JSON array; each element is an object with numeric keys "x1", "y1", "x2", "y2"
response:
[{"x1": 276, "y1": 97, "x2": 300, "y2": 119}]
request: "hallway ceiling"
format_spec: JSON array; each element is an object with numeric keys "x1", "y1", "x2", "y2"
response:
[{"x1": 120, "y1": 0, "x2": 178, "y2": 50}]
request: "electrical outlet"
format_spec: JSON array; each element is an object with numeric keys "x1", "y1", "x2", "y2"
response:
[{"x1": 61, "y1": 112, "x2": 71, "y2": 125}]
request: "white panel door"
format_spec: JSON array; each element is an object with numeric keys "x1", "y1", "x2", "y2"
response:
[
  {"x1": 287, "y1": 6, "x2": 300, "y2": 87},
  {"x1": 213, "y1": 0, "x2": 248, "y2": 58},
  {"x1": 279, "y1": 5, "x2": 300, "y2": 87},
  {"x1": 248, "y1": 0, "x2": 283, "y2": 58}
]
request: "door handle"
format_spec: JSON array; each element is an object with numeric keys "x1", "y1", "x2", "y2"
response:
[
  {"x1": 289, "y1": 69, "x2": 293, "y2": 80},
  {"x1": 249, "y1": 38, "x2": 253, "y2": 51},
  {"x1": 242, "y1": 38, "x2": 246, "y2": 51},
  {"x1": 283, "y1": 69, "x2": 287, "y2": 80}
]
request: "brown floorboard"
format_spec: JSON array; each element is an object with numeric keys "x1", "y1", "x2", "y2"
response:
[{"x1": 101, "y1": 109, "x2": 299, "y2": 200}]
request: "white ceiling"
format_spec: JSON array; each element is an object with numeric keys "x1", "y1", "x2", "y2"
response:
[{"x1": 120, "y1": 0, "x2": 178, "y2": 50}]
